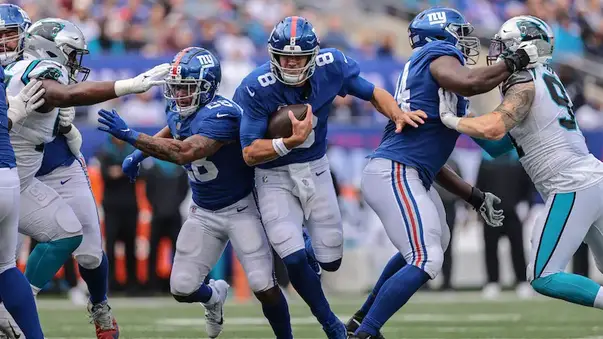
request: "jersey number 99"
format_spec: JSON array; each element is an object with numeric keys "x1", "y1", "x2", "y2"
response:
[
  {"x1": 542, "y1": 73, "x2": 577, "y2": 131},
  {"x1": 186, "y1": 158, "x2": 218, "y2": 182}
]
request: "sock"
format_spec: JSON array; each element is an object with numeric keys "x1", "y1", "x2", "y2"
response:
[
  {"x1": 532, "y1": 272, "x2": 603, "y2": 307},
  {"x1": 79, "y1": 252, "x2": 109, "y2": 304},
  {"x1": 302, "y1": 228, "x2": 321, "y2": 275},
  {"x1": 357, "y1": 264, "x2": 429, "y2": 336},
  {"x1": 25, "y1": 236, "x2": 83, "y2": 290},
  {"x1": 0, "y1": 268, "x2": 44, "y2": 339},
  {"x1": 173, "y1": 284, "x2": 213, "y2": 303},
  {"x1": 283, "y1": 250, "x2": 338, "y2": 329},
  {"x1": 359, "y1": 253, "x2": 407, "y2": 316},
  {"x1": 261, "y1": 289, "x2": 293, "y2": 339}
]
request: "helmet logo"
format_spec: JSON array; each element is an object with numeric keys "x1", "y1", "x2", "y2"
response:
[
  {"x1": 427, "y1": 12, "x2": 447, "y2": 26},
  {"x1": 290, "y1": 37, "x2": 296, "y2": 46},
  {"x1": 196, "y1": 54, "x2": 214, "y2": 69}
]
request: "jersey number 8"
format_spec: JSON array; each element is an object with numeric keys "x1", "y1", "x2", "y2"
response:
[{"x1": 187, "y1": 158, "x2": 219, "y2": 182}]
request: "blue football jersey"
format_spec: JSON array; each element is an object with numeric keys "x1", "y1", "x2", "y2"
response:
[
  {"x1": 166, "y1": 95, "x2": 254, "y2": 211},
  {"x1": 36, "y1": 135, "x2": 77, "y2": 176},
  {"x1": 371, "y1": 40, "x2": 468, "y2": 188},
  {"x1": 0, "y1": 67, "x2": 15, "y2": 168},
  {"x1": 235, "y1": 48, "x2": 374, "y2": 169}
]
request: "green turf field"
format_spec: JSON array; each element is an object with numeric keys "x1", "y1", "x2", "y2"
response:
[{"x1": 37, "y1": 292, "x2": 603, "y2": 339}]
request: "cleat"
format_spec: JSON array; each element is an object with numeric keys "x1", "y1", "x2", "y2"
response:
[
  {"x1": 0, "y1": 306, "x2": 22, "y2": 339},
  {"x1": 87, "y1": 300, "x2": 119, "y2": 339},
  {"x1": 203, "y1": 279, "x2": 229, "y2": 338},
  {"x1": 349, "y1": 332, "x2": 373, "y2": 339},
  {"x1": 345, "y1": 313, "x2": 386, "y2": 339}
]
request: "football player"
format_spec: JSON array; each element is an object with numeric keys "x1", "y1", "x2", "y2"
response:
[
  {"x1": 439, "y1": 15, "x2": 603, "y2": 312},
  {"x1": 348, "y1": 7, "x2": 539, "y2": 339},
  {"x1": 234, "y1": 16, "x2": 425, "y2": 338},
  {"x1": 99, "y1": 47, "x2": 293, "y2": 339},
  {"x1": 0, "y1": 7, "x2": 169, "y2": 338}
]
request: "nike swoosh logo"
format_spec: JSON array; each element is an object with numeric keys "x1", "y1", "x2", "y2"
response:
[
  {"x1": 217, "y1": 113, "x2": 229, "y2": 118},
  {"x1": 246, "y1": 86, "x2": 255, "y2": 97},
  {"x1": 315, "y1": 170, "x2": 326, "y2": 176},
  {"x1": 9, "y1": 322, "x2": 20, "y2": 338},
  {"x1": 60, "y1": 178, "x2": 72, "y2": 185},
  {"x1": 120, "y1": 128, "x2": 130, "y2": 132},
  {"x1": 236, "y1": 206, "x2": 248, "y2": 213}
]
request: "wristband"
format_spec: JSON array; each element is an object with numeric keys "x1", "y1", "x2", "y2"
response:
[
  {"x1": 272, "y1": 138, "x2": 290, "y2": 157},
  {"x1": 467, "y1": 187, "x2": 485, "y2": 210}
]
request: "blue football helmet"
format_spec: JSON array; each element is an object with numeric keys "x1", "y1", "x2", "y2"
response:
[
  {"x1": 164, "y1": 47, "x2": 221, "y2": 117},
  {"x1": 0, "y1": 4, "x2": 31, "y2": 66},
  {"x1": 408, "y1": 7, "x2": 480, "y2": 65},
  {"x1": 268, "y1": 16, "x2": 320, "y2": 85}
]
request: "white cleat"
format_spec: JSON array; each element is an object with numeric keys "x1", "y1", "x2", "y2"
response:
[
  {"x1": 0, "y1": 303, "x2": 22, "y2": 339},
  {"x1": 202, "y1": 279, "x2": 229, "y2": 338},
  {"x1": 516, "y1": 281, "x2": 534, "y2": 299},
  {"x1": 482, "y1": 282, "x2": 501, "y2": 300}
]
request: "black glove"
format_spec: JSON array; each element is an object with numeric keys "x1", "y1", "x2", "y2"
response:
[
  {"x1": 467, "y1": 187, "x2": 485, "y2": 210},
  {"x1": 503, "y1": 49, "x2": 530, "y2": 73}
]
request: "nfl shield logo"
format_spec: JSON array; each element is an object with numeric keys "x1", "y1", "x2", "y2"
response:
[{"x1": 176, "y1": 122, "x2": 181, "y2": 130}]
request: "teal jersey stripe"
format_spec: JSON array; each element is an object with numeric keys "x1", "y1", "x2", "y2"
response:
[
  {"x1": 534, "y1": 192, "x2": 576, "y2": 278},
  {"x1": 21, "y1": 60, "x2": 41, "y2": 85}
]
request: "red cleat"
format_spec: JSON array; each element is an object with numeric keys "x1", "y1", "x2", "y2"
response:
[{"x1": 87, "y1": 300, "x2": 119, "y2": 339}]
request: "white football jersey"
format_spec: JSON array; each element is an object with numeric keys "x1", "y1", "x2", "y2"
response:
[
  {"x1": 507, "y1": 64, "x2": 603, "y2": 198},
  {"x1": 5, "y1": 57, "x2": 69, "y2": 190}
]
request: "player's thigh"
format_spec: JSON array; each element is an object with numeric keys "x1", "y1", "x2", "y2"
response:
[
  {"x1": 581, "y1": 182, "x2": 603, "y2": 273},
  {"x1": 428, "y1": 187, "x2": 450, "y2": 252},
  {"x1": 171, "y1": 204, "x2": 228, "y2": 295},
  {"x1": 0, "y1": 168, "x2": 20, "y2": 273},
  {"x1": 255, "y1": 169, "x2": 305, "y2": 259},
  {"x1": 362, "y1": 159, "x2": 444, "y2": 278},
  {"x1": 18, "y1": 178, "x2": 82, "y2": 242},
  {"x1": 527, "y1": 187, "x2": 601, "y2": 281},
  {"x1": 227, "y1": 194, "x2": 275, "y2": 292}
]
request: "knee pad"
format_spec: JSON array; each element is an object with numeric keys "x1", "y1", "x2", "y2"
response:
[
  {"x1": 75, "y1": 253, "x2": 102, "y2": 270},
  {"x1": 319, "y1": 258, "x2": 341, "y2": 272},
  {"x1": 247, "y1": 270, "x2": 276, "y2": 293},
  {"x1": 170, "y1": 272, "x2": 199, "y2": 297},
  {"x1": 282, "y1": 249, "x2": 307, "y2": 268},
  {"x1": 419, "y1": 245, "x2": 444, "y2": 279}
]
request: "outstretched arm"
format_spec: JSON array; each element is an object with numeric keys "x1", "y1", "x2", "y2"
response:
[
  {"x1": 133, "y1": 133, "x2": 224, "y2": 165},
  {"x1": 430, "y1": 56, "x2": 511, "y2": 97}
]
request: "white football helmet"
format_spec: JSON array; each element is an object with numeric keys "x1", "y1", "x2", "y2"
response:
[{"x1": 487, "y1": 15, "x2": 554, "y2": 66}]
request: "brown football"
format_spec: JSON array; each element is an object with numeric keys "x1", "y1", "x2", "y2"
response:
[{"x1": 265, "y1": 104, "x2": 308, "y2": 139}]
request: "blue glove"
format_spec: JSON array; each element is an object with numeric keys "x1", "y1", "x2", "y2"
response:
[
  {"x1": 97, "y1": 109, "x2": 139, "y2": 144},
  {"x1": 122, "y1": 150, "x2": 145, "y2": 183}
]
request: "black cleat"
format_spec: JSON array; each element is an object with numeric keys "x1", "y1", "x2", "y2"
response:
[
  {"x1": 349, "y1": 332, "x2": 373, "y2": 339},
  {"x1": 345, "y1": 313, "x2": 386, "y2": 339}
]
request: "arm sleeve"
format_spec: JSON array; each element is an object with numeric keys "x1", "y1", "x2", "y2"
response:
[
  {"x1": 195, "y1": 109, "x2": 240, "y2": 142},
  {"x1": 234, "y1": 86, "x2": 269, "y2": 148},
  {"x1": 337, "y1": 51, "x2": 375, "y2": 100},
  {"x1": 472, "y1": 135, "x2": 515, "y2": 158},
  {"x1": 423, "y1": 41, "x2": 465, "y2": 64}
]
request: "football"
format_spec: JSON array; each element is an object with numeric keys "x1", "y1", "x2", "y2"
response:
[{"x1": 265, "y1": 104, "x2": 309, "y2": 139}]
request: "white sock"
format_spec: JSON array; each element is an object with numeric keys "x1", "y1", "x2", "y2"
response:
[
  {"x1": 31, "y1": 284, "x2": 41, "y2": 297},
  {"x1": 593, "y1": 287, "x2": 603, "y2": 309}
]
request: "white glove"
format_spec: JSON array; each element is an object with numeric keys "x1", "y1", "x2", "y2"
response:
[
  {"x1": 63, "y1": 124, "x2": 83, "y2": 157},
  {"x1": 114, "y1": 63, "x2": 171, "y2": 97},
  {"x1": 479, "y1": 192, "x2": 505, "y2": 227},
  {"x1": 438, "y1": 88, "x2": 460, "y2": 130},
  {"x1": 58, "y1": 106, "x2": 75, "y2": 127},
  {"x1": 516, "y1": 41, "x2": 540, "y2": 69},
  {"x1": 7, "y1": 79, "x2": 46, "y2": 124}
]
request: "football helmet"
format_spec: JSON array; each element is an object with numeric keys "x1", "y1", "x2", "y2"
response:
[{"x1": 0, "y1": 4, "x2": 31, "y2": 66}]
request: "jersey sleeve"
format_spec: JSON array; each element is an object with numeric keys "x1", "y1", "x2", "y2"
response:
[
  {"x1": 233, "y1": 84, "x2": 269, "y2": 148},
  {"x1": 27, "y1": 60, "x2": 69, "y2": 85},
  {"x1": 421, "y1": 41, "x2": 465, "y2": 65},
  {"x1": 332, "y1": 49, "x2": 375, "y2": 100},
  {"x1": 501, "y1": 70, "x2": 534, "y2": 95},
  {"x1": 472, "y1": 135, "x2": 514, "y2": 158},
  {"x1": 194, "y1": 108, "x2": 240, "y2": 142}
]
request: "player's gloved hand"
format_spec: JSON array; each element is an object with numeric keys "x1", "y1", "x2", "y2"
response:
[
  {"x1": 503, "y1": 42, "x2": 539, "y2": 72},
  {"x1": 284, "y1": 104, "x2": 313, "y2": 148},
  {"x1": 63, "y1": 124, "x2": 83, "y2": 157},
  {"x1": 114, "y1": 63, "x2": 171, "y2": 97},
  {"x1": 97, "y1": 109, "x2": 140, "y2": 144},
  {"x1": 438, "y1": 88, "x2": 460, "y2": 130},
  {"x1": 7, "y1": 79, "x2": 46, "y2": 125},
  {"x1": 58, "y1": 106, "x2": 76, "y2": 127},
  {"x1": 122, "y1": 150, "x2": 146, "y2": 183},
  {"x1": 467, "y1": 187, "x2": 504, "y2": 227}
]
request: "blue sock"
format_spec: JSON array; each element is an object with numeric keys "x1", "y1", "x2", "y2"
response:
[
  {"x1": 359, "y1": 253, "x2": 407, "y2": 316},
  {"x1": 0, "y1": 268, "x2": 44, "y2": 339},
  {"x1": 283, "y1": 250, "x2": 338, "y2": 329},
  {"x1": 261, "y1": 289, "x2": 293, "y2": 339},
  {"x1": 357, "y1": 264, "x2": 429, "y2": 336},
  {"x1": 302, "y1": 228, "x2": 321, "y2": 275},
  {"x1": 25, "y1": 236, "x2": 83, "y2": 290},
  {"x1": 173, "y1": 284, "x2": 213, "y2": 303},
  {"x1": 79, "y1": 252, "x2": 109, "y2": 305}
]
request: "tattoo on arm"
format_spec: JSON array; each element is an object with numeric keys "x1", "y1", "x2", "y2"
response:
[
  {"x1": 495, "y1": 81, "x2": 535, "y2": 131},
  {"x1": 134, "y1": 134, "x2": 224, "y2": 164}
]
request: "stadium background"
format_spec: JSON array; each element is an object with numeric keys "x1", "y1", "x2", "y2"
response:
[{"x1": 9, "y1": 0, "x2": 603, "y2": 303}]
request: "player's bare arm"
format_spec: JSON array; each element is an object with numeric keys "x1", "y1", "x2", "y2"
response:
[
  {"x1": 370, "y1": 87, "x2": 426, "y2": 130},
  {"x1": 242, "y1": 105, "x2": 313, "y2": 167},
  {"x1": 133, "y1": 134, "x2": 224, "y2": 165},
  {"x1": 440, "y1": 81, "x2": 535, "y2": 140}
]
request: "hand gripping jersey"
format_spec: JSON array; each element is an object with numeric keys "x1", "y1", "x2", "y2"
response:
[
  {"x1": 0, "y1": 67, "x2": 15, "y2": 169},
  {"x1": 505, "y1": 65, "x2": 603, "y2": 198},
  {"x1": 4, "y1": 58, "x2": 69, "y2": 189},
  {"x1": 235, "y1": 47, "x2": 374, "y2": 169},
  {"x1": 371, "y1": 40, "x2": 469, "y2": 188},
  {"x1": 166, "y1": 95, "x2": 254, "y2": 211}
]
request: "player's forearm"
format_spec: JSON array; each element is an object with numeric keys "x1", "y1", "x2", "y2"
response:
[
  {"x1": 456, "y1": 113, "x2": 506, "y2": 140},
  {"x1": 133, "y1": 134, "x2": 199, "y2": 165},
  {"x1": 463, "y1": 62, "x2": 511, "y2": 96},
  {"x1": 435, "y1": 165, "x2": 485, "y2": 210},
  {"x1": 370, "y1": 87, "x2": 399, "y2": 120},
  {"x1": 242, "y1": 139, "x2": 281, "y2": 166},
  {"x1": 44, "y1": 81, "x2": 119, "y2": 108},
  {"x1": 137, "y1": 126, "x2": 172, "y2": 159}
]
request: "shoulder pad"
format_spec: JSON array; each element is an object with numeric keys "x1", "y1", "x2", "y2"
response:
[
  {"x1": 502, "y1": 70, "x2": 533, "y2": 95},
  {"x1": 29, "y1": 60, "x2": 69, "y2": 85},
  {"x1": 416, "y1": 41, "x2": 464, "y2": 64}
]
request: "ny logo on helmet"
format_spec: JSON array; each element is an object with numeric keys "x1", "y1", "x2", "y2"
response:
[
  {"x1": 427, "y1": 12, "x2": 447, "y2": 25},
  {"x1": 197, "y1": 55, "x2": 214, "y2": 69}
]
